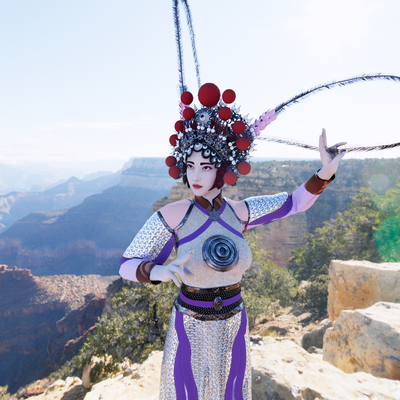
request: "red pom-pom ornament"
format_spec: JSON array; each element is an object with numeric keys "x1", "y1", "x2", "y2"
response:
[
  {"x1": 165, "y1": 156, "x2": 177, "y2": 167},
  {"x1": 236, "y1": 137, "x2": 250, "y2": 151},
  {"x1": 169, "y1": 134, "x2": 178, "y2": 146},
  {"x1": 181, "y1": 91, "x2": 193, "y2": 105},
  {"x1": 198, "y1": 83, "x2": 221, "y2": 107},
  {"x1": 168, "y1": 166, "x2": 181, "y2": 178},
  {"x1": 232, "y1": 121, "x2": 246, "y2": 134},
  {"x1": 174, "y1": 120, "x2": 184, "y2": 132},
  {"x1": 218, "y1": 107, "x2": 232, "y2": 121},
  {"x1": 237, "y1": 161, "x2": 251, "y2": 175},
  {"x1": 183, "y1": 107, "x2": 195, "y2": 121},
  {"x1": 224, "y1": 171, "x2": 237, "y2": 185},
  {"x1": 222, "y1": 89, "x2": 236, "y2": 104}
]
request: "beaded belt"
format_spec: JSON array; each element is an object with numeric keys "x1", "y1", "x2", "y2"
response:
[{"x1": 174, "y1": 282, "x2": 244, "y2": 321}]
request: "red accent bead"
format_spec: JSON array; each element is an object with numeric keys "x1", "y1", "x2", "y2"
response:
[
  {"x1": 183, "y1": 107, "x2": 195, "y2": 121},
  {"x1": 168, "y1": 166, "x2": 181, "y2": 178},
  {"x1": 198, "y1": 83, "x2": 221, "y2": 107},
  {"x1": 237, "y1": 161, "x2": 251, "y2": 175},
  {"x1": 174, "y1": 120, "x2": 184, "y2": 132},
  {"x1": 232, "y1": 121, "x2": 246, "y2": 134},
  {"x1": 236, "y1": 137, "x2": 250, "y2": 151},
  {"x1": 165, "y1": 156, "x2": 177, "y2": 167},
  {"x1": 224, "y1": 171, "x2": 237, "y2": 185},
  {"x1": 218, "y1": 107, "x2": 232, "y2": 121},
  {"x1": 181, "y1": 91, "x2": 193, "y2": 105},
  {"x1": 222, "y1": 89, "x2": 236, "y2": 104},
  {"x1": 169, "y1": 134, "x2": 178, "y2": 146}
]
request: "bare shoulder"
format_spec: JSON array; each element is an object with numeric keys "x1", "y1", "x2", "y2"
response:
[
  {"x1": 225, "y1": 198, "x2": 249, "y2": 222},
  {"x1": 159, "y1": 199, "x2": 192, "y2": 230}
]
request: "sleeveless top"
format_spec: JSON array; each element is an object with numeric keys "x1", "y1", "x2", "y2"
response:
[{"x1": 176, "y1": 199, "x2": 252, "y2": 288}]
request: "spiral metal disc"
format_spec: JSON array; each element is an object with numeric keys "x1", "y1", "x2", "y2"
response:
[{"x1": 202, "y1": 235, "x2": 238, "y2": 272}]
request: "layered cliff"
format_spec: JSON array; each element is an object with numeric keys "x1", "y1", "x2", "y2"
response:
[
  {"x1": 0, "y1": 158, "x2": 398, "y2": 275},
  {"x1": 0, "y1": 265, "x2": 118, "y2": 393}
]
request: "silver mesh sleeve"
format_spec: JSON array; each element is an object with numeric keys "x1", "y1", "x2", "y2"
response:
[
  {"x1": 244, "y1": 192, "x2": 288, "y2": 224},
  {"x1": 123, "y1": 211, "x2": 174, "y2": 260}
]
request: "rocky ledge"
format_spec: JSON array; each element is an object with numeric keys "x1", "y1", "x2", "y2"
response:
[{"x1": 0, "y1": 265, "x2": 118, "y2": 393}]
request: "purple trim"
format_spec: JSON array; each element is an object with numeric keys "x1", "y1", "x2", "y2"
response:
[
  {"x1": 120, "y1": 256, "x2": 130, "y2": 265},
  {"x1": 153, "y1": 234, "x2": 176, "y2": 264},
  {"x1": 248, "y1": 195, "x2": 293, "y2": 228},
  {"x1": 177, "y1": 200, "x2": 242, "y2": 248},
  {"x1": 177, "y1": 219, "x2": 213, "y2": 247},
  {"x1": 179, "y1": 292, "x2": 241, "y2": 308},
  {"x1": 217, "y1": 219, "x2": 244, "y2": 239},
  {"x1": 224, "y1": 309, "x2": 247, "y2": 400},
  {"x1": 174, "y1": 310, "x2": 198, "y2": 399},
  {"x1": 247, "y1": 183, "x2": 321, "y2": 229}
]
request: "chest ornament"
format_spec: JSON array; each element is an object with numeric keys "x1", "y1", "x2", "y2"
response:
[{"x1": 202, "y1": 235, "x2": 238, "y2": 272}]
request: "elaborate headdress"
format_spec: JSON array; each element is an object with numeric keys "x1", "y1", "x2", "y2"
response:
[
  {"x1": 166, "y1": 83, "x2": 277, "y2": 186},
  {"x1": 166, "y1": 0, "x2": 400, "y2": 186}
]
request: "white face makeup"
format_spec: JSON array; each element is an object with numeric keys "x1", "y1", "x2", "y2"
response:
[{"x1": 186, "y1": 151, "x2": 219, "y2": 198}]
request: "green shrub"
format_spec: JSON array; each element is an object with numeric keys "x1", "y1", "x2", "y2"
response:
[{"x1": 299, "y1": 275, "x2": 330, "y2": 312}]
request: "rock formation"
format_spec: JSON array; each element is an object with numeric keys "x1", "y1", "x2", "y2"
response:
[
  {"x1": 26, "y1": 340, "x2": 400, "y2": 400},
  {"x1": 323, "y1": 302, "x2": 400, "y2": 380},
  {"x1": 301, "y1": 319, "x2": 332, "y2": 351},
  {"x1": 0, "y1": 265, "x2": 118, "y2": 393},
  {"x1": 327, "y1": 260, "x2": 400, "y2": 321}
]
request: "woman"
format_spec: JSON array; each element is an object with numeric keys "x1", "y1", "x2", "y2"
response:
[{"x1": 119, "y1": 83, "x2": 345, "y2": 400}]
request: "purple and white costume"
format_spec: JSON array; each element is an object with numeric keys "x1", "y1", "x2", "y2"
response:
[{"x1": 119, "y1": 175, "x2": 332, "y2": 400}]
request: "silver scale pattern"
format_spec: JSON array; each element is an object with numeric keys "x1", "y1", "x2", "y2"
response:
[
  {"x1": 123, "y1": 212, "x2": 173, "y2": 259},
  {"x1": 159, "y1": 308, "x2": 251, "y2": 399},
  {"x1": 245, "y1": 192, "x2": 289, "y2": 224},
  {"x1": 159, "y1": 308, "x2": 179, "y2": 400}
]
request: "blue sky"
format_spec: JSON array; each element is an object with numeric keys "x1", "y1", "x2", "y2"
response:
[{"x1": 1, "y1": 0, "x2": 400, "y2": 174}]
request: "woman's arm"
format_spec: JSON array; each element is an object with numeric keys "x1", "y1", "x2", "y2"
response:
[
  {"x1": 119, "y1": 199, "x2": 194, "y2": 285},
  {"x1": 228, "y1": 129, "x2": 346, "y2": 229}
]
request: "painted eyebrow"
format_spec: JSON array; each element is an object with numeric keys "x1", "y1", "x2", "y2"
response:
[{"x1": 186, "y1": 161, "x2": 213, "y2": 166}]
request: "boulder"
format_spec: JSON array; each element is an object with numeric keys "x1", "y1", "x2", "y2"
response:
[
  {"x1": 301, "y1": 319, "x2": 332, "y2": 351},
  {"x1": 252, "y1": 337, "x2": 400, "y2": 400},
  {"x1": 327, "y1": 260, "x2": 400, "y2": 321},
  {"x1": 323, "y1": 302, "x2": 400, "y2": 380},
  {"x1": 83, "y1": 351, "x2": 163, "y2": 400}
]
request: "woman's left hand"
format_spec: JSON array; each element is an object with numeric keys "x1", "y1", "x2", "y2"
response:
[{"x1": 318, "y1": 128, "x2": 346, "y2": 180}]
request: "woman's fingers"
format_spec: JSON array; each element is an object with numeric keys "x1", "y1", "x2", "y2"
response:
[
  {"x1": 174, "y1": 251, "x2": 194, "y2": 267},
  {"x1": 183, "y1": 266, "x2": 195, "y2": 277},
  {"x1": 322, "y1": 128, "x2": 328, "y2": 148},
  {"x1": 167, "y1": 270, "x2": 181, "y2": 287},
  {"x1": 333, "y1": 142, "x2": 347, "y2": 148}
]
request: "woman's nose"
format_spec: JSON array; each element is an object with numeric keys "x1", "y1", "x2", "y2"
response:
[{"x1": 193, "y1": 168, "x2": 200, "y2": 181}]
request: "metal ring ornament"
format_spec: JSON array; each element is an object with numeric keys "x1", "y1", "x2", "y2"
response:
[{"x1": 202, "y1": 235, "x2": 238, "y2": 272}]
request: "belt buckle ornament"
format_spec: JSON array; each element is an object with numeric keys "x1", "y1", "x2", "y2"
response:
[{"x1": 214, "y1": 296, "x2": 223, "y2": 312}]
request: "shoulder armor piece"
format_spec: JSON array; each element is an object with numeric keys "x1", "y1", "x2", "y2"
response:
[
  {"x1": 245, "y1": 192, "x2": 288, "y2": 224},
  {"x1": 123, "y1": 211, "x2": 174, "y2": 260}
]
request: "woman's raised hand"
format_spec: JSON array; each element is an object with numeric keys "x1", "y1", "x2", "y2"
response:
[
  {"x1": 149, "y1": 251, "x2": 195, "y2": 287},
  {"x1": 318, "y1": 128, "x2": 346, "y2": 180}
]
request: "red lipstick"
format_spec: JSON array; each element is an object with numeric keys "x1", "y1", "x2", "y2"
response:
[{"x1": 192, "y1": 184, "x2": 203, "y2": 189}]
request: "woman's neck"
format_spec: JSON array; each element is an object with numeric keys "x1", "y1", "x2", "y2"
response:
[{"x1": 201, "y1": 188, "x2": 221, "y2": 204}]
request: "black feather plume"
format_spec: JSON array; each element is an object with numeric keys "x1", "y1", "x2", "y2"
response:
[
  {"x1": 275, "y1": 74, "x2": 400, "y2": 114},
  {"x1": 172, "y1": 0, "x2": 187, "y2": 94},
  {"x1": 180, "y1": 0, "x2": 201, "y2": 89},
  {"x1": 260, "y1": 136, "x2": 400, "y2": 154}
]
